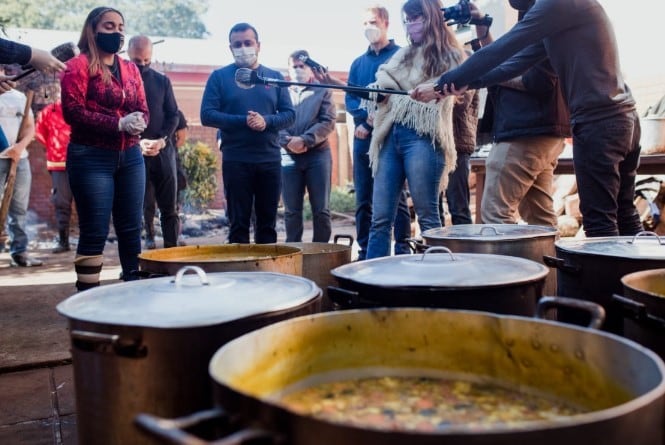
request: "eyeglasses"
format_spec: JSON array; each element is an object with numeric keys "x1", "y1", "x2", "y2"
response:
[{"x1": 404, "y1": 15, "x2": 424, "y2": 25}]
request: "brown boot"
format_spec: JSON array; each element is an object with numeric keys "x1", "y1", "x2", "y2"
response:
[{"x1": 53, "y1": 229, "x2": 70, "y2": 254}]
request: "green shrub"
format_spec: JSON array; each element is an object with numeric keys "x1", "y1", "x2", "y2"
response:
[
  {"x1": 178, "y1": 140, "x2": 219, "y2": 212},
  {"x1": 303, "y1": 185, "x2": 355, "y2": 220}
]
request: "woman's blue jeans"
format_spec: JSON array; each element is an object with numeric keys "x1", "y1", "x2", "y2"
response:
[
  {"x1": 67, "y1": 143, "x2": 145, "y2": 279},
  {"x1": 281, "y1": 148, "x2": 332, "y2": 242},
  {"x1": 367, "y1": 124, "x2": 445, "y2": 258}
]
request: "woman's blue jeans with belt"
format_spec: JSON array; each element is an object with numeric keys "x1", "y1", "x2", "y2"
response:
[
  {"x1": 367, "y1": 124, "x2": 445, "y2": 259},
  {"x1": 67, "y1": 143, "x2": 145, "y2": 279}
]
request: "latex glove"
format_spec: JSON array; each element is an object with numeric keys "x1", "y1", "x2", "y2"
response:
[
  {"x1": 118, "y1": 112, "x2": 147, "y2": 135},
  {"x1": 29, "y1": 47, "x2": 66, "y2": 73}
]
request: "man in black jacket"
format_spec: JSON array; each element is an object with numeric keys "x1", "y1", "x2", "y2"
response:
[
  {"x1": 478, "y1": 0, "x2": 570, "y2": 227},
  {"x1": 127, "y1": 35, "x2": 180, "y2": 248}
]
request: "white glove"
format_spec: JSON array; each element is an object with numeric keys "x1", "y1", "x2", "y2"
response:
[
  {"x1": 29, "y1": 47, "x2": 66, "y2": 73},
  {"x1": 118, "y1": 112, "x2": 147, "y2": 135}
]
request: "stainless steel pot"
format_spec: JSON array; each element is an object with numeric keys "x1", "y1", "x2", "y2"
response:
[
  {"x1": 137, "y1": 303, "x2": 665, "y2": 445},
  {"x1": 421, "y1": 224, "x2": 559, "y2": 296},
  {"x1": 613, "y1": 268, "x2": 665, "y2": 360},
  {"x1": 280, "y1": 234, "x2": 354, "y2": 311},
  {"x1": 329, "y1": 247, "x2": 548, "y2": 316},
  {"x1": 544, "y1": 232, "x2": 665, "y2": 334},
  {"x1": 137, "y1": 244, "x2": 303, "y2": 277},
  {"x1": 56, "y1": 266, "x2": 321, "y2": 445}
]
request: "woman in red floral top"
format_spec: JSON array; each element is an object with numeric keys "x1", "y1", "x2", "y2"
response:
[{"x1": 61, "y1": 6, "x2": 149, "y2": 291}]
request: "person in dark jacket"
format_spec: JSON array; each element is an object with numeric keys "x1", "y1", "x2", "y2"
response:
[
  {"x1": 478, "y1": 0, "x2": 571, "y2": 227},
  {"x1": 61, "y1": 6, "x2": 149, "y2": 291},
  {"x1": 412, "y1": 0, "x2": 642, "y2": 237},
  {"x1": 200, "y1": 22, "x2": 295, "y2": 244},
  {"x1": 280, "y1": 50, "x2": 336, "y2": 242},
  {"x1": 127, "y1": 35, "x2": 180, "y2": 250}
]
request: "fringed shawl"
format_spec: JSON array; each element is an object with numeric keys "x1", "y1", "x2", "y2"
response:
[{"x1": 367, "y1": 46, "x2": 457, "y2": 191}]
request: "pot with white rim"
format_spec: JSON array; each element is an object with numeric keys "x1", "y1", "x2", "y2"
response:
[
  {"x1": 135, "y1": 300, "x2": 665, "y2": 445},
  {"x1": 544, "y1": 231, "x2": 665, "y2": 335},
  {"x1": 328, "y1": 246, "x2": 548, "y2": 316},
  {"x1": 419, "y1": 224, "x2": 559, "y2": 296},
  {"x1": 56, "y1": 266, "x2": 321, "y2": 445},
  {"x1": 279, "y1": 234, "x2": 354, "y2": 311}
]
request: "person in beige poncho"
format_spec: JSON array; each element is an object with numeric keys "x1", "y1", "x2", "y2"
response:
[{"x1": 365, "y1": 0, "x2": 465, "y2": 259}]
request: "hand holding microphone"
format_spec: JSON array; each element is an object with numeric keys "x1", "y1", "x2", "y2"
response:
[{"x1": 118, "y1": 111, "x2": 147, "y2": 135}]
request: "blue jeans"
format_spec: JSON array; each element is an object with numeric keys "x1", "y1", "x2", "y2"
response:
[
  {"x1": 572, "y1": 111, "x2": 643, "y2": 237},
  {"x1": 353, "y1": 135, "x2": 410, "y2": 260},
  {"x1": 0, "y1": 157, "x2": 31, "y2": 255},
  {"x1": 367, "y1": 124, "x2": 445, "y2": 259},
  {"x1": 67, "y1": 143, "x2": 145, "y2": 279},
  {"x1": 445, "y1": 151, "x2": 472, "y2": 225},
  {"x1": 281, "y1": 148, "x2": 332, "y2": 242},
  {"x1": 223, "y1": 160, "x2": 281, "y2": 244}
]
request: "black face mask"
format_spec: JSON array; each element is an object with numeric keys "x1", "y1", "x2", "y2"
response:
[
  {"x1": 95, "y1": 32, "x2": 124, "y2": 54},
  {"x1": 136, "y1": 63, "x2": 150, "y2": 75}
]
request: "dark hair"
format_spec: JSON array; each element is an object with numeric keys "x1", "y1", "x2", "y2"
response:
[
  {"x1": 78, "y1": 6, "x2": 124, "y2": 83},
  {"x1": 288, "y1": 49, "x2": 309, "y2": 61},
  {"x1": 228, "y1": 23, "x2": 259, "y2": 43}
]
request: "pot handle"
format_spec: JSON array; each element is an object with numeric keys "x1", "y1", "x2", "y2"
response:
[
  {"x1": 333, "y1": 234, "x2": 354, "y2": 246},
  {"x1": 542, "y1": 255, "x2": 581, "y2": 274},
  {"x1": 612, "y1": 294, "x2": 665, "y2": 330},
  {"x1": 327, "y1": 286, "x2": 359, "y2": 309},
  {"x1": 70, "y1": 330, "x2": 147, "y2": 358},
  {"x1": 478, "y1": 226, "x2": 501, "y2": 236},
  {"x1": 628, "y1": 231, "x2": 664, "y2": 244},
  {"x1": 135, "y1": 408, "x2": 280, "y2": 445},
  {"x1": 405, "y1": 238, "x2": 428, "y2": 254},
  {"x1": 418, "y1": 246, "x2": 456, "y2": 262},
  {"x1": 535, "y1": 296, "x2": 606, "y2": 330},
  {"x1": 173, "y1": 266, "x2": 210, "y2": 286}
]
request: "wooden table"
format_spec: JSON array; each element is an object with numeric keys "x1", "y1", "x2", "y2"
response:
[{"x1": 469, "y1": 154, "x2": 665, "y2": 223}]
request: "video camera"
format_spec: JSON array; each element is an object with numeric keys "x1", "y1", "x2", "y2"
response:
[{"x1": 442, "y1": 0, "x2": 472, "y2": 25}]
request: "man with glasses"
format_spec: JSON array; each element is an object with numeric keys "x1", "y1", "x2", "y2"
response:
[{"x1": 201, "y1": 23, "x2": 295, "y2": 243}]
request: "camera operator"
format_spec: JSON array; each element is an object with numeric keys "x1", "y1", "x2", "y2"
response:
[{"x1": 411, "y1": 0, "x2": 642, "y2": 238}]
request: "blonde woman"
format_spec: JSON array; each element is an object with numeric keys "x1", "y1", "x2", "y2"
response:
[{"x1": 366, "y1": 0, "x2": 465, "y2": 258}]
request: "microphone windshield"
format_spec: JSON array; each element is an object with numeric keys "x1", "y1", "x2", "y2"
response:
[{"x1": 234, "y1": 68, "x2": 258, "y2": 89}]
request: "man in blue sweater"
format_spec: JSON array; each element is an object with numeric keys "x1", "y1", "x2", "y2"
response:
[{"x1": 201, "y1": 23, "x2": 295, "y2": 243}]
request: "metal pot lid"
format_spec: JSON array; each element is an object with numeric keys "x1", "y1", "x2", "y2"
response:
[
  {"x1": 56, "y1": 267, "x2": 320, "y2": 329},
  {"x1": 331, "y1": 247, "x2": 548, "y2": 287},
  {"x1": 423, "y1": 224, "x2": 558, "y2": 241},
  {"x1": 555, "y1": 232, "x2": 665, "y2": 260}
]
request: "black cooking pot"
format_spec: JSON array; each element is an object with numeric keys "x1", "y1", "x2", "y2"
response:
[
  {"x1": 56, "y1": 266, "x2": 321, "y2": 445},
  {"x1": 328, "y1": 247, "x2": 548, "y2": 316},
  {"x1": 613, "y1": 268, "x2": 665, "y2": 360},
  {"x1": 135, "y1": 302, "x2": 665, "y2": 445},
  {"x1": 420, "y1": 224, "x2": 559, "y2": 296},
  {"x1": 544, "y1": 232, "x2": 665, "y2": 334}
]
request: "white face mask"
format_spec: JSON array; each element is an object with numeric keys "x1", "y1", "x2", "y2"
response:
[
  {"x1": 232, "y1": 47, "x2": 257, "y2": 68},
  {"x1": 289, "y1": 67, "x2": 310, "y2": 83},
  {"x1": 364, "y1": 26, "x2": 382, "y2": 44}
]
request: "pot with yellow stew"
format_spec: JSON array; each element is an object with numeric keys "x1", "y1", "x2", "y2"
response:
[{"x1": 136, "y1": 299, "x2": 665, "y2": 445}]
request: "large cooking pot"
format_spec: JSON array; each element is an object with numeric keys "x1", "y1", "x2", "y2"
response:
[
  {"x1": 137, "y1": 244, "x2": 303, "y2": 277},
  {"x1": 640, "y1": 116, "x2": 665, "y2": 154},
  {"x1": 613, "y1": 268, "x2": 665, "y2": 360},
  {"x1": 420, "y1": 224, "x2": 558, "y2": 296},
  {"x1": 544, "y1": 232, "x2": 665, "y2": 334},
  {"x1": 280, "y1": 234, "x2": 354, "y2": 311},
  {"x1": 56, "y1": 266, "x2": 321, "y2": 445},
  {"x1": 329, "y1": 247, "x2": 548, "y2": 316},
  {"x1": 136, "y1": 303, "x2": 665, "y2": 445}
]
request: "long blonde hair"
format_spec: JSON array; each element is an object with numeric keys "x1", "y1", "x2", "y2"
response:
[
  {"x1": 77, "y1": 6, "x2": 124, "y2": 84},
  {"x1": 401, "y1": 0, "x2": 465, "y2": 79}
]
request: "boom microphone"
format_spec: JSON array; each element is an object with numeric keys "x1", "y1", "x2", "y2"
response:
[
  {"x1": 234, "y1": 68, "x2": 409, "y2": 96},
  {"x1": 12, "y1": 42, "x2": 79, "y2": 82}
]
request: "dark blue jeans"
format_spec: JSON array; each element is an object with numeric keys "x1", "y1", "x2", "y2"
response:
[
  {"x1": 444, "y1": 151, "x2": 472, "y2": 225},
  {"x1": 572, "y1": 111, "x2": 643, "y2": 237},
  {"x1": 67, "y1": 143, "x2": 145, "y2": 279},
  {"x1": 223, "y1": 160, "x2": 281, "y2": 244},
  {"x1": 353, "y1": 135, "x2": 410, "y2": 260},
  {"x1": 281, "y1": 148, "x2": 332, "y2": 242}
]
